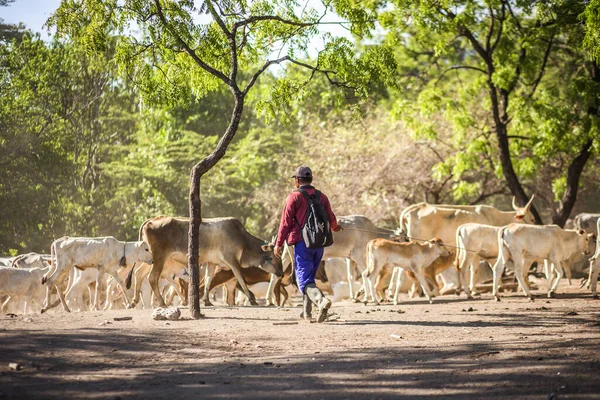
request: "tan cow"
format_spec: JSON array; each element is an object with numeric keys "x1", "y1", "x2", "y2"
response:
[
  {"x1": 493, "y1": 224, "x2": 592, "y2": 300},
  {"x1": 364, "y1": 238, "x2": 451, "y2": 304},
  {"x1": 400, "y1": 197, "x2": 535, "y2": 293},
  {"x1": 139, "y1": 216, "x2": 283, "y2": 307},
  {"x1": 321, "y1": 215, "x2": 405, "y2": 301}
]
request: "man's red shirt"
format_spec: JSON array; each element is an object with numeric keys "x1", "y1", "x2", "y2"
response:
[{"x1": 275, "y1": 185, "x2": 339, "y2": 248}]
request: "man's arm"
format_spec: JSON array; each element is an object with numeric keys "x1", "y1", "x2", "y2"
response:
[
  {"x1": 321, "y1": 194, "x2": 341, "y2": 231},
  {"x1": 275, "y1": 194, "x2": 296, "y2": 249}
]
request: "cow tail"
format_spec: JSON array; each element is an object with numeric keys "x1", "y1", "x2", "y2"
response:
[
  {"x1": 125, "y1": 262, "x2": 136, "y2": 290},
  {"x1": 42, "y1": 241, "x2": 56, "y2": 285},
  {"x1": 497, "y1": 227, "x2": 508, "y2": 264},
  {"x1": 366, "y1": 241, "x2": 375, "y2": 278},
  {"x1": 454, "y1": 228, "x2": 463, "y2": 270}
]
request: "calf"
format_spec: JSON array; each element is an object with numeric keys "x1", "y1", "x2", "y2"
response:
[
  {"x1": 364, "y1": 238, "x2": 451, "y2": 304},
  {"x1": 42, "y1": 236, "x2": 153, "y2": 312},
  {"x1": 0, "y1": 266, "x2": 49, "y2": 314}
]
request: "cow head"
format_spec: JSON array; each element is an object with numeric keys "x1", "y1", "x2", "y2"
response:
[
  {"x1": 127, "y1": 241, "x2": 154, "y2": 265},
  {"x1": 259, "y1": 242, "x2": 284, "y2": 278},
  {"x1": 391, "y1": 228, "x2": 409, "y2": 243},
  {"x1": 513, "y1": 195, "x2": 536, "y2": 223},
  {"x1": 427, "y1": 237, "x2": 452, "y2": 258},
  {"x1": 575, "y1": 229, "x2": 594, "y2": 255}
]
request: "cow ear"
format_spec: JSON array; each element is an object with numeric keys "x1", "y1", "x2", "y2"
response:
[
  {"x1": 578, "y1": 229, "x2": 586, "y2": 236},
  {"x1": 262, "y1": 244, "x2": 273, "y2": 252}
]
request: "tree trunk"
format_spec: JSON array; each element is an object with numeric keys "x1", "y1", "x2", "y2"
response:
[
  {"x1": 488, "y1": 85, "x2": 544, "y2": 224},
  {"x1": 551, "y1": 143, "x2": 594, "y2": 228},
  {"x1": 187, "y1": 92, "x2": 245, "y2": 319}
]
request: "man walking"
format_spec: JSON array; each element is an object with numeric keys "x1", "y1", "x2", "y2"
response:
[{"x1": 274, "y1": 166, "x2": 342, "y2": 322}]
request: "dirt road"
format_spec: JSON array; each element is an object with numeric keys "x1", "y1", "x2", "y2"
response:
[{"x1": 1, "y1": 283, "x2": 599, "y2": 399}]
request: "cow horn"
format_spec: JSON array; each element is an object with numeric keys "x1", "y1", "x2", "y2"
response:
[
  {"x1": 512, "y1": 196, "x2": 518, "y2": 210},
  {"x1": 524, "y1": 194, "x2": 535, "y2": 209}
]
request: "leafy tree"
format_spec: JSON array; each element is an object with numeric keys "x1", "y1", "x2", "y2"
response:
[
  {"x1": 51, "y1": 0, "x2": 397, "y2": 318},
  {"x1": 380, "y1": 0, "x2": 598, "y2": 225}
]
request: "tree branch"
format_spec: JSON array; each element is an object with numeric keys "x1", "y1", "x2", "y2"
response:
[
  {"x1": 490, "y1": 2, "x2": 506, "y2": 54},
  {"x1": 485, "y1": 4, "x2": 495, "y2": 52},
  {"x1": 243, "y1": 56, "x2": 291, "y2": 95},
  {"x1": 153, "y1": 0, "x2": 232, "y2": 87},
  {"x1": 233, "y1": 15, "x2": 315, "y2": 31},
  {"x1": 436, "y1": 65, "x2": 487, "y2": 84},
  {"x1": 528, "y1": 35, "x2": 554, "y2": 99}
]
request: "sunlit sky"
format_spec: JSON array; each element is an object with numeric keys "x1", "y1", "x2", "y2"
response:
[{"x1": 1, "y1": 0, "x2": 61, "y2": 34}]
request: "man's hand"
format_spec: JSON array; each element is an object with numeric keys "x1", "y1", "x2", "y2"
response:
[
  {"x1": 274, "y1": 246, "x2": 283, "y2": 258},
  {"x1": 333, "y1": 225, "x2": 343, "y2": 233}
]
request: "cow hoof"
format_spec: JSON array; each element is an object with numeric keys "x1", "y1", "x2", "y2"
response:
[
  {"x1": 528, "y1": 297, "x2": 535, "y2": 302},
  {"x1": 428, "y1": 300, "x2": 434, "y2": 304},
  {"x1": 467, "y1": 294, "x2": 474, "y2": 300},
  {"x1": 203, "y1": 301, "x2": 214, "y2": 307},
  {"x1": 250, "y1": 300, "x2": 259, "y2": 306},
  {"x1": 547, "y1": 291, "x2": 555, "y2": 298},
  {"x1": 494, "y1": 296, "x2": 501, "y2": 302},
  {"x1": 593, "y1": 294, "x2": 599, "y2": 299},
  {"x1": 351, "y1": 298, "x2": 361, "y2": 303},
  {"x1": 470, "y1": 291, "x2": 480, "y2": 297},
  {"x1": 40, "y1": 308, "x2": 46, "y2": 314}
]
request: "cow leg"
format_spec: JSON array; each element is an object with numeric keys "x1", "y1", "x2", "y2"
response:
[
  {"x1": 265, "y1": 273, "x2": 277, "y2": 306},
  {"x1": 548, "y1": 260, "x2": 565, "y2": 298},
  {"x1": 202, "y1": 264, "x2": 215, "y2": 307},
  {"x1": 588, "y1": 255, "x2": 600, "y2": 298},
  {"x1": 149, "y1": 256, "x2": 167, "y2": 308},
  {"x1": 469, "y1": 255, "x2": 481, "y2": 298},
  {"x1": 412, "y1": 271, "x2": 435, "y2": 304},
  {"x1": 1, "y1": 296, "x2": 10, "y2": 314},
  {"x1": 177, "y1": 278, "x2": 189, "y2": 306},
  {"x1": 228, "y1": 262, "x2": 257, "y2": 306},
  {"x1": 92, "y1": 268, "x2": 106, "y2": 311},
  {"x1": 345, "y1": 258, "x2": 355, "y2": 301},
  {"x1": 492, "y1": 245, "x2": 510, "y2": 301},
  {"x1": 514, "y1": 256, "x2": 534, "y2": 300},
  {"x1": 130, "y1": 264, "x2": 150, "y2": 309},
  {"x1": 108, "y1": 270, "x2": 132, "y2": 308},
  {"x1": 393, "y1": 269, "x2": 405, "y2": 305},
  {"x1": 543, "y1": 260, "x2": 554, "y2": 291},
  {"x1": 363, "y1": 270, "x2": 378, "y2": 305},
  {"x1": 223, "y1": 279, "x2": 237, "y2": 306},
  {"x1": 387, "y1": 267, "x2": 398, "y2": 299}
]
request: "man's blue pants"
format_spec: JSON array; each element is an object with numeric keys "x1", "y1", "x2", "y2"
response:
[{"x1": 294, "y1": 240, "x2": 325, "y2": 294}]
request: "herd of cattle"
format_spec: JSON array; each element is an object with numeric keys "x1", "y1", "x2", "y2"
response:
[{"x1": 2, "y1": 197, "x2": 600, "y2": 315}]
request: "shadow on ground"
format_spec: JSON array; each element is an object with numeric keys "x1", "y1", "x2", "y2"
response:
[{"x1": 0, "y1": 313, "x2": 599, "y2": 400}]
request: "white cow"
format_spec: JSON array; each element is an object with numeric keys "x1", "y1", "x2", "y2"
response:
[
  {"x1": 365, "y1": 238, "x2": 451, "y2": 304},
  {"x1": 0, "y1": 266, "x2": 49, "y2": 314},
  {"x1": 11, "y1": 253, "x2": 52, "y2": 269},
  {"x1": 41, "y1": 236, "x2": 153, "y2": 312},
  {"x1": 455, "y1": 223, "x2": 509, "y2": 298},
  {"x1": 493, "y1": 224, "x2": 592, "y2": 300},
  {"x1": 588, "y1": 219, "x2": 600, "y2": 297}
]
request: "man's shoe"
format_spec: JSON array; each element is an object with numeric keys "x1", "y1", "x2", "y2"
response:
[{"x1": 316, "y1": 298, "x2": 332, "y2": 323}]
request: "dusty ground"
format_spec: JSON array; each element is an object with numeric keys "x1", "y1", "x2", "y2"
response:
[{"x1": 1, "y1": 283, "x2": 600, "y2": 399}]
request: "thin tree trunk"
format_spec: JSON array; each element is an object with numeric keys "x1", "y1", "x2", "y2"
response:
[
  {"x1": 187, "y1": 92, "x2": 245, "y2": 319},
  {"x1": 551, "y1": 143, "x2": 594, "y2": 228},
  {"x1": 488, "y1": 83, "x2": 543, "y2": 224}
]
